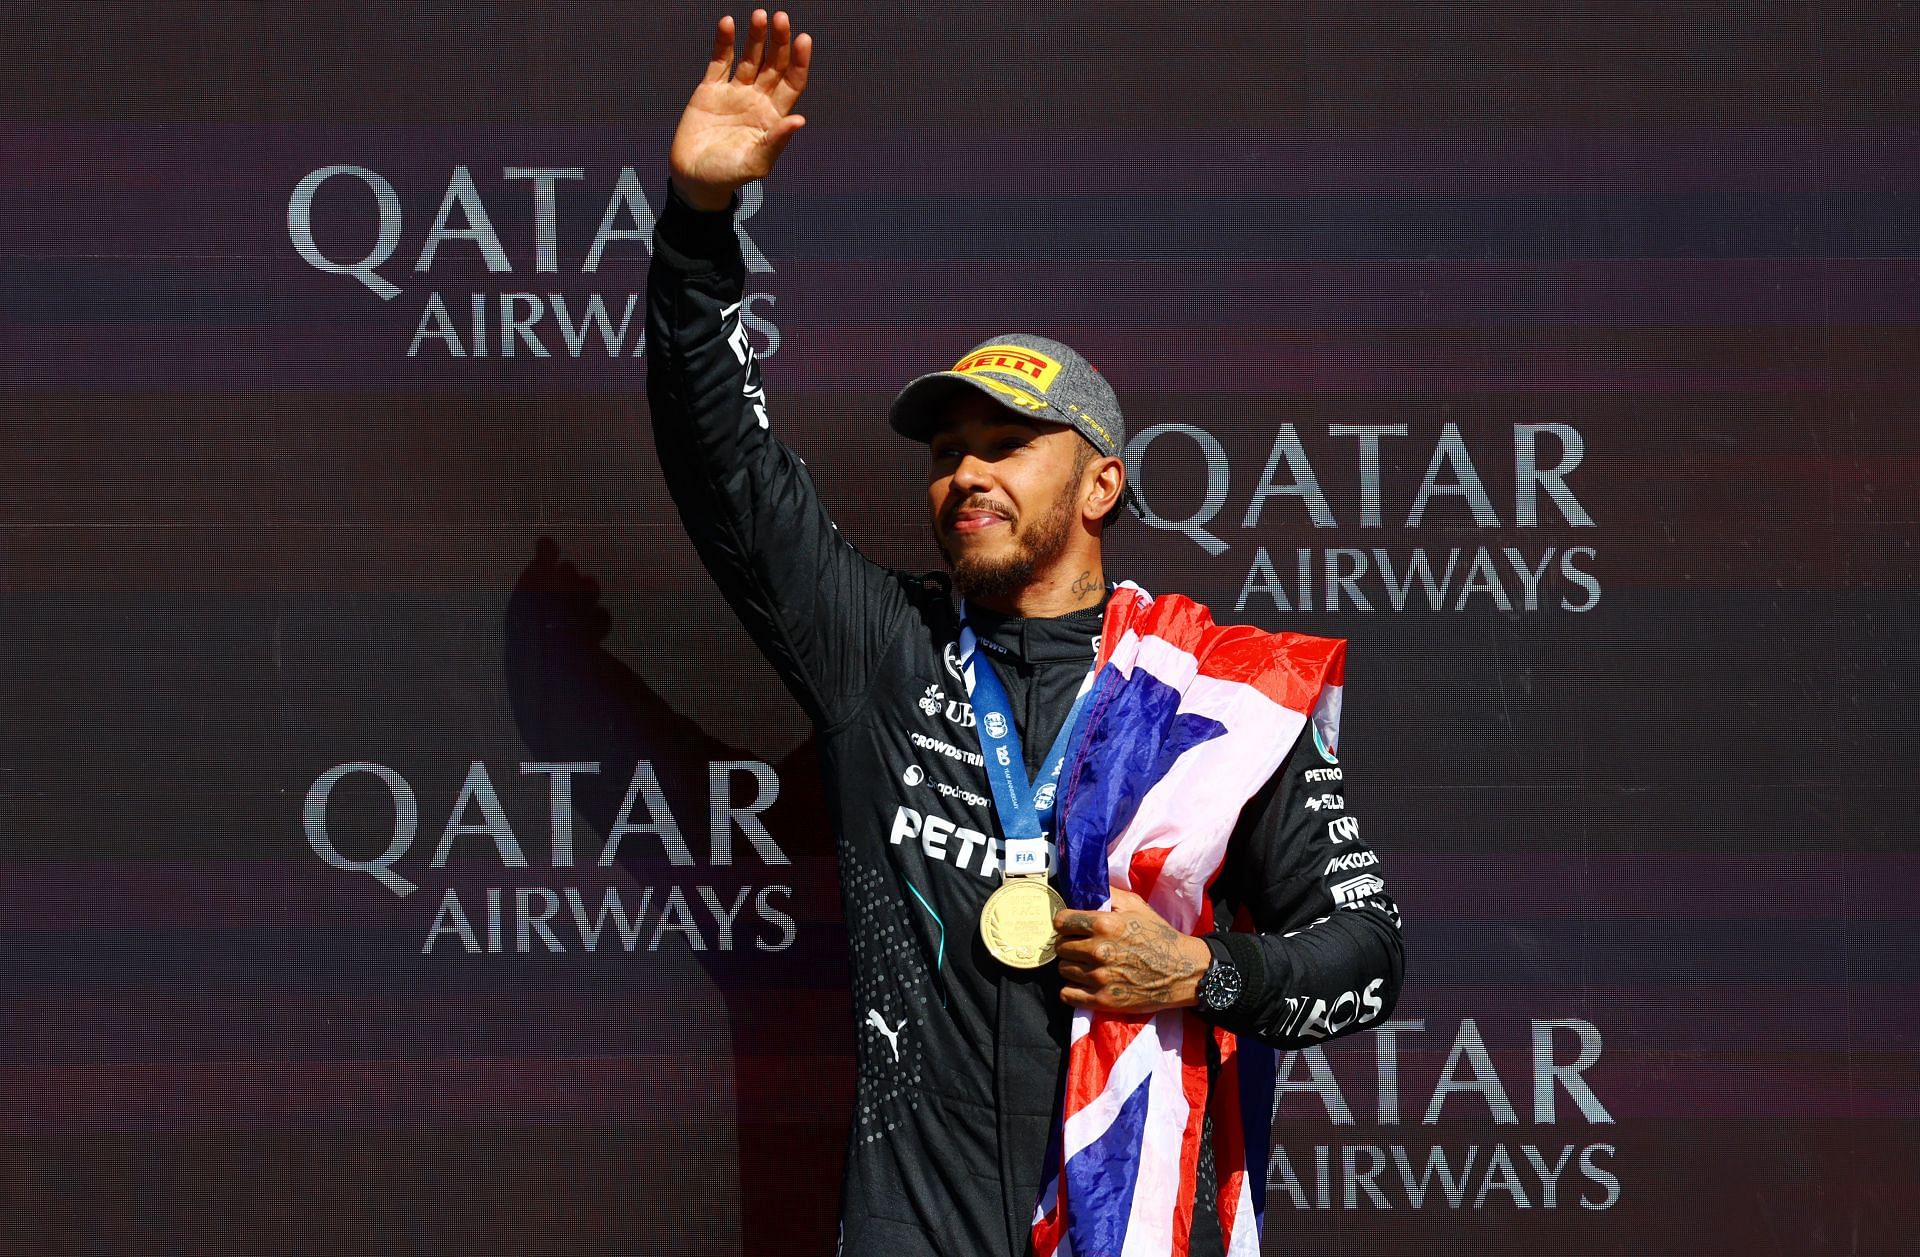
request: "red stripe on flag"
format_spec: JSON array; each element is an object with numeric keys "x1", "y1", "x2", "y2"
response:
[
  {"x1": 1098, "y1": 589, "x2": 1346, "y2": 716},
  {"x1": 1210, "y1": 1024, "x2": 1250, "y2": 1246},
  {"x1": 1173, "y1": 1016, "x2": 1210, "y2": 1257}
]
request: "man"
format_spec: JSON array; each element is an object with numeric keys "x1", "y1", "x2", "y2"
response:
[{"x1": 647, "y1": 11, "x2": 1404, "y2": 1255}]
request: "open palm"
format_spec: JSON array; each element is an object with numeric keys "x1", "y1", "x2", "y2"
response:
[{"x1": 669, "y1": 9, "x2": 814, "y2": 209}]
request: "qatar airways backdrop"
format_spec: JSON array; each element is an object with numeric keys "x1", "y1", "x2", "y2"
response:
[{"x1": 2, "y1": 2, "x2": 1914, "y2": 1254}]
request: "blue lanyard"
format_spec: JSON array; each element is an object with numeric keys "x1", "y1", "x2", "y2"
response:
[{"x1": 955, "y1": 602, "x2": 1100, "y2": 869}]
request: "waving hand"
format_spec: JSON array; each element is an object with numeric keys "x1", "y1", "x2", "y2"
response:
[{"x1": 669, "y1": 9, "x2": 814, "y2": 210}]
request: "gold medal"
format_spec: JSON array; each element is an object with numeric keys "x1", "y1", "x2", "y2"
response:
[{"x1": 980, "y1": 874, "x2": 1066, "y2": 969}]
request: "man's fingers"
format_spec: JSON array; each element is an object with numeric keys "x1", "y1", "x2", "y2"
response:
[
  {"x1": 763, "y1": 114, "x2": 805, "y2": 163},
  {"x1": 1055, "y1": 941, "x2": 1103, "y2": 970},
  {"x1": 1053, "y1": 937, "x2": 1093, "y2": 964},
  {"x1": 1058, "y1": 963, "x2": 1115, "y2": 990},
  {"x1": 763, "y1": 10, "x2": 792, "y2": 83},
  {"x1": 737, "y1": 8, "x2": 768, "y2": 83},
  {"x1": 1055, "y1": 937, "x2": 1113, "y2": 968},
  {"x1": 703, "y1": 14, "x2": 735, "y2": 84},
  {"x1": 1054, "y1": 909, "x2": 1113, "y2": 936},
  {"x1": 771, "y1": 30, "x2": 812, "y2": 112}
]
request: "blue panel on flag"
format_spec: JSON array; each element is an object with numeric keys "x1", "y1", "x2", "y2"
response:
[
  {"x1": 1062, "y1": 666, "x2": 1227, "y2": 910},
  {"x1": 1068, "y1": 1071, "x2": 1153, "y2": 1254}
]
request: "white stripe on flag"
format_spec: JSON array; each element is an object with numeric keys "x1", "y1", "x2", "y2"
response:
[
  {"x1": 1120, "y1": 1010, "x2": 1195, "y2": 1257},
  {"x1": 1061, "y1": 1018, "x2": 1163, "y2": 1159},
  {"x1": 1102, "y1": 669, "x2": 1309, "y2": 932}
]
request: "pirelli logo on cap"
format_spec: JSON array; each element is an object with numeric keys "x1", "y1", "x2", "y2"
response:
[{"x1": 952, "y1": 345, "x2": 1064, "y2": 394}]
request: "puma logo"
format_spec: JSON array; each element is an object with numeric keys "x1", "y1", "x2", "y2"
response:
[{"x1": 865, "y1": 1008, "x2": 903, "y2": 1061}]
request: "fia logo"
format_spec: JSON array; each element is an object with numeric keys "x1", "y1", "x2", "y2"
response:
[{"x1": 983, "y1": 711, "x2": 1009, "y2": 739}]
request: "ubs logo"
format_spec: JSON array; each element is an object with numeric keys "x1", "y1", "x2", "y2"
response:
[{"x1": 914, "y1": 682, "x2": 975, "y2": 729}]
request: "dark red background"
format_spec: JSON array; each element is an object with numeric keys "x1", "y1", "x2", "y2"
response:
[{"x1": 2, "y1": 3, "x2": 1915, "y2": 1253}]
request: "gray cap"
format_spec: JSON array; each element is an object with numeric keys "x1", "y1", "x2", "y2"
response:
[{"x1": 888, "y1": 332, "x2": 1144, "y2": 520}]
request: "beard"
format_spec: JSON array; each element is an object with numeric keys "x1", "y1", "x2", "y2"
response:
[{"x1": 936, "y1": 480, "x2": 1080, "y2": 606}]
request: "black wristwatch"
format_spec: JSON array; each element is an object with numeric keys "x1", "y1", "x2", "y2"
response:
[{"x1": 1196, "y1": 941, "x2": 1244, "y2": 1013}]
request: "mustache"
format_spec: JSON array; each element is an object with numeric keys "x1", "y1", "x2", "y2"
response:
[{"x1": 942, "y1": 497, "x2": 1013, "y2": 528}]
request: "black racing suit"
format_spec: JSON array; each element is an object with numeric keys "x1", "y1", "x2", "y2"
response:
[{"x1": 646, "y1": 176, "x2": 1406, "y2": 1257}]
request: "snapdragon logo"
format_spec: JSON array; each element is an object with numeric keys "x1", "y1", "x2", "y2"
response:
[
  {"x1": 287, "y1": 165, "x2": 782, "y2": 360},
  {"x1": 1269, "y1": 1016, "x2": 1620, "y2": 1213},
  {"x1": 1125, "y1": 422, "x2": 1600, "y2": 614},
  {"x1": 302, "y1": 759, "x2": 796, "y2": 956}
]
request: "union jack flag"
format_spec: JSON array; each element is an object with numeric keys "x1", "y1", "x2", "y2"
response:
[{"x1": 1030, "y1": 584, "x2": 1346, "y2": 1257}]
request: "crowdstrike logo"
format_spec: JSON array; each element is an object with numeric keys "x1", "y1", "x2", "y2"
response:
[{"x1": 908, "y1": 731, "x2": 984, "y2": 769}]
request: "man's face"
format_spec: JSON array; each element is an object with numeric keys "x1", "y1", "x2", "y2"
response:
[{"x1": 926, "y1": 390, "x2": 1091, "y2": 603}]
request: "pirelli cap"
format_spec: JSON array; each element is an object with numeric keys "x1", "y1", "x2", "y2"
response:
[{"x1": 889, "y1": 332, "x2": 1145, "y2": 519}]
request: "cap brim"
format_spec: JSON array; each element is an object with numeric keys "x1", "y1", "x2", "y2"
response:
[{"x1": 888, "y1": 372, "x2": 1067, "y2": 441}]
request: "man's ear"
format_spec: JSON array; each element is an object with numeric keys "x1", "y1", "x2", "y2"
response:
[{"x1": 1085, "y1": 455, "x2": 1126, "y2": 525}]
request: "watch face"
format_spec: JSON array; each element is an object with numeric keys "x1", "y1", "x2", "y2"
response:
[{"x1": 1203, "y1": 960, "x2": 1243, "y2": 1011}]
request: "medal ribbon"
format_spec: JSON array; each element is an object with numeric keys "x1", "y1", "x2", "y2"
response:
[{"x1": 954, "y1": 599, "x2": 1100, "y2": 877}]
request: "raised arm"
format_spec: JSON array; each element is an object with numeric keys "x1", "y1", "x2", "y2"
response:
[{"x1": 649, "y1": 10, "x2": 905, "y2": 729}]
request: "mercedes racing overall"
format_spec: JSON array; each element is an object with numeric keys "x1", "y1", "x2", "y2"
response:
[{"x1": 646, "y1": 177, "x2": 1406, "y2": 1257}]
